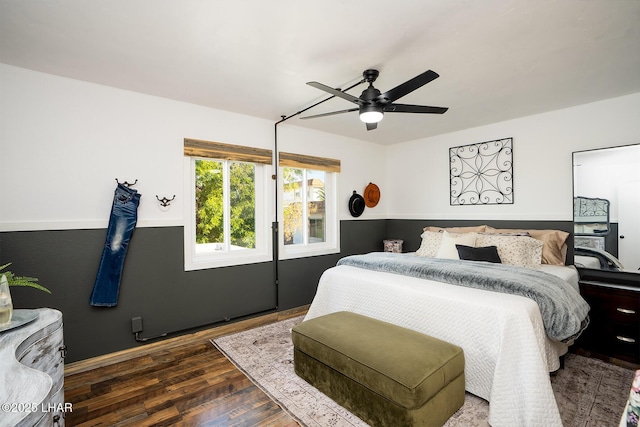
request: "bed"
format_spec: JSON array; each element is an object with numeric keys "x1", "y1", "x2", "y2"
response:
[
  {"x1": 574, "y1": 246, "x2": 625, "y2": 270},
  {"x1": 303, "y1": 225, "x2": 590, "y2": 427}
]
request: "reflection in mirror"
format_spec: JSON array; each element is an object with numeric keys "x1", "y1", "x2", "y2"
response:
[
  {"x1": 574, "y1": 196, "x2": 610, "y2": 235},
  {"x1": 573, "y1": 144, "x2": 640, "y2": 273}
]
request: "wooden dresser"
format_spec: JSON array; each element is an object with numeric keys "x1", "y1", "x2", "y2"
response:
[
  {"x1": 0, "y1": 308, "x2": 65, "y2": 427},
  {"x1": 576, "y1": 275, "x2": 640, "y2": 366}
]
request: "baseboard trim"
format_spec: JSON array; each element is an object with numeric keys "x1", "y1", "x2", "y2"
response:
[
  {"x1": 571, "y1": 346, "x2": 640, "y2": 370},
  {"x1": 64, "y1": 305, "x2": 309, "y2": 376}
]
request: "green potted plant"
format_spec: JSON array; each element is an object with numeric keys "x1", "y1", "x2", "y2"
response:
[
  {"x1": 1, "y1": 263, "x2": 50, "y2": 327},
  {"x1": 0, "y1": 263, "x2": 51, "y2": 293}
]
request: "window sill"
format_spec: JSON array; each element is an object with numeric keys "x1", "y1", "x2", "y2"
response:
[
  {"x1": 279, "y1": 246, "x2": 340, "y2": 260},
  {"x1": 185, "y1": 253, "x2": 272, "y2": 271}
]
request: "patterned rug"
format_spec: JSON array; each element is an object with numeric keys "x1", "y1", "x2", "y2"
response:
[{"x1": 211, "y1": 316, "x2": 634, "y2": 427}]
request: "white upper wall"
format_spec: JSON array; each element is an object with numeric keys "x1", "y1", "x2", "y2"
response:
[
  {"x1": 0, "y1": 64, "x2": 387, "y2": 231},
  {"x1": 2, "y1": 63, "x2": 639, "y2": 231},
  {"x1": 386, "y1": 92, "x2": 640, "y2": 221}
]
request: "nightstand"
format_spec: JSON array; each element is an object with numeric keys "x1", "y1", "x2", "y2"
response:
[
  {"x1": 577, "y1": 280, "x2": 640, "y2": 365},
  {"x1": 0, "y1": 308, "x2": 65, "y2": 426}
]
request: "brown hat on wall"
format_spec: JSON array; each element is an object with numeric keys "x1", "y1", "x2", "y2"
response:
[{"x1": 364, "y1": 182, "x2": 380, "y2": 208}]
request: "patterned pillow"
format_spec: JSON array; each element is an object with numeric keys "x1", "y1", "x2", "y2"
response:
[
  {"x1": 485, "y1": 227, "x2": 569, "y2": 265},
  {"x1": 475, "y1": 234, "x2": 543, "y2": 268},
  {"x1": 416, "y1": 230, "x2": 445, "y2": 258}
]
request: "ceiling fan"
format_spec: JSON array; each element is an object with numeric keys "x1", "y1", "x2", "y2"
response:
[{"x1": 301, "y1": 69, "x2": 448, "y2": 131}]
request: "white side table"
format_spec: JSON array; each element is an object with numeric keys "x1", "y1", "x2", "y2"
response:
[{"x1": 0, "y1": 308, "x2": 65, "y2": 426}]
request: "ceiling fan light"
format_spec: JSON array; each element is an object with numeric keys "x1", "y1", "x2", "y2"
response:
[{"x1": 359, "y1": 109, "x2": 384, "y2": 124}]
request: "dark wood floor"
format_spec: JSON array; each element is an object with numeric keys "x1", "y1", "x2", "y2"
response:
[
  {"x1": 64, "y1": 312, "x2": 303, "y2": 426},
  {"x1": 63, "y1": 307, "x2": 637, "y2": 426}
]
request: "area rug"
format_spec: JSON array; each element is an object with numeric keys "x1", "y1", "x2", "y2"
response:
[{"x1": 211, "y1": 315, "x2": 635, "y2": 427}]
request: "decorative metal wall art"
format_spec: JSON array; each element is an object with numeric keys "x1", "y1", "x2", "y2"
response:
[
  {"x1": 449, "y1": 137, "x2": 513, "y2": 205},
  {"x1": 574, "y1": 196, "x2": 610, "y2": 219},
  {"x1": 573, "y1": 196, "x2": 610, "y2": 235}
]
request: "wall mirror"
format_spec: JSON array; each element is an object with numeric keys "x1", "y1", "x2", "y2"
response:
[{"x1": 573, "y1": 144, "x2": 640, "y2": 273}]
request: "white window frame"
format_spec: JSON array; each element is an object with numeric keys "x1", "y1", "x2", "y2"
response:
[
  {"x1": 183, "y1": 156, "x2": 272, "y2": 270},
  {"x1": 279, "y1": 167, "x2": 339, "y2": 259}
]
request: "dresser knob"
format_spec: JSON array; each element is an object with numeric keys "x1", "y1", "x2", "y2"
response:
[
  {"x1": 59, "y1": 345, "x2": 67, "y2": 359},
  {"x1": 616, "y1": 336, "x2": 636, "y2": 343},
  {"x1": 616, "y1": 307, "x2": 636, "y2": 314}
]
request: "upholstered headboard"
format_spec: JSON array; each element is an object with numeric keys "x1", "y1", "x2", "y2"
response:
[{"x1": 386, "y1": 219, "x2": 574, "y2": 265}]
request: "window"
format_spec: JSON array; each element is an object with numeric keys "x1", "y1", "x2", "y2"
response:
[
  {"x1": 195, "y1": 159, "x2": 256, "y2": 251},
  {"x1": 283, "y1": 168, "x2": 326, "y2": 245},
  {"x1": 184, "y1": 138, "x2": 272, "y2": 270},
  {"x1": 279, "y1": 152, "x2": 340, "y2": 259}
]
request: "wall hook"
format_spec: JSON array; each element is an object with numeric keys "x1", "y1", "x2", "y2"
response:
[
  {"x1": 156, "y1": 195, "x2": 176, "y2": 207},
  {"x1": 116, "y1": 178, "x2": 138, "y2": 187}
]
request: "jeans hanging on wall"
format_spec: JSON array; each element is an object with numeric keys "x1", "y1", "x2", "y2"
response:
[{"x1": 89, "y1": 183, "x2": 141, "y2": 307}]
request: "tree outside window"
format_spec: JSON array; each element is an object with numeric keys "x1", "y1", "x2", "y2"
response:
[
  {"x1": 282, "y1": 168, "x2": 326, "y2": 246},
  {"x1": 195, "y1": 159, "x2": 255, "y2": 251}
]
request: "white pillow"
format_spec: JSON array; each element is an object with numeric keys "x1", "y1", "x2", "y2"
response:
[{"x1": 436, "y1": 231, "x2": 477, "y2": 259}]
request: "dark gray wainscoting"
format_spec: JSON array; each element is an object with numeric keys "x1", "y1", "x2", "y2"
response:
[
  {"x1": 3, "y1": 228, "x2": 277, "y2": 362},
  {"x1": 278, "y1": 219, "x2": 388, "y2": 309},
  {"x1": 1, "y1": 218, "x2": 570, "y2": 362},
  {"x1": 1, "y1": 220, "x2": 387, "y2": 362}
]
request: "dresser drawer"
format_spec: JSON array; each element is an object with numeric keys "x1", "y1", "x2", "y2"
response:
[
  {"x1": 581, "y1": 284, "x2": 639, "y2": 321},
  {"x1": 608, "y1": 325, "x2": 639, "y2": 361},
  {"x1": 34, "y1": 386, "x2": 65, "y2": 427},
  {"x1": 593, "y1": 293, "x2": 640, "y2": 324},
  {"x1": 17, "y1": 324, "x2": 65, "y2": 390},
  {"x1": 588, "y1": 302, "x2": 639, "y2": 327},
  {"x1": 610, "y1": 306, "x2": 640, "y2": 325},
  {"x1": 579, "y1": 324, "x2": 639, "y2": 362}
]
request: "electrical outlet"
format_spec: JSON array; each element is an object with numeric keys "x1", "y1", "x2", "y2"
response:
[{"x1": 131, "y1": 317, "x2": 143, "y2": 333}]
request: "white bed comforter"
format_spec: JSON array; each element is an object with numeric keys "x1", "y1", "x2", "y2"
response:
[{"x1": 304, "y1": 264, "x2": 578, "y2": 427}]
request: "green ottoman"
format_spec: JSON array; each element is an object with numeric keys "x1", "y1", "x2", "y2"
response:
[{"x1": 292, "y1": 311, "x2": 465, "y2": 427}]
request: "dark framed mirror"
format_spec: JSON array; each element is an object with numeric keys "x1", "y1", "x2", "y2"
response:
[{"x1": 572, "y1": 144, "x2": 640, "y2": 273}]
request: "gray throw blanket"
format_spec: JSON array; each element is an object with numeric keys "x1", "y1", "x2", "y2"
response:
[{"x1": 337, "y1": 252, "x2": 590, "y2": 342}]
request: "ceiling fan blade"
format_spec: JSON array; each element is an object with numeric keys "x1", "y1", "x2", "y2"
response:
[
  {"x1": 306, "y1": 82, "x2": 362, "y2": 104},
  {"x1": 300, "y1": 108, "x2": 358, "y2": 120},
  {"x1": 383, "y1": 103, "x2": 448, "y2": 114},
  {"x1": 377, "y1": 70, "x2": 440, "y2": 104},
  {"x1": 366, "y1": 122, "x2": 378, "y2": 131}
]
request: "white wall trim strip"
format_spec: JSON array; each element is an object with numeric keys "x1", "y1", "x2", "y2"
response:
[{"x1": 0, "y1": 218, "x2": 184, "y2": 232}]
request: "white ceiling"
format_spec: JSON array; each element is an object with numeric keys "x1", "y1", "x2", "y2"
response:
[{"x1": 1, "y1": 0, "x2": 639, "y2": 145}]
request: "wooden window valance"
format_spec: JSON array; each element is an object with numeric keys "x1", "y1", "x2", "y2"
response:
[
  {"x1": 184, "y1": 138, "x2": 273, "y2": 165},
  {"x1": 278, "y1": 152, "x2": 341, "y2": 173}
]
